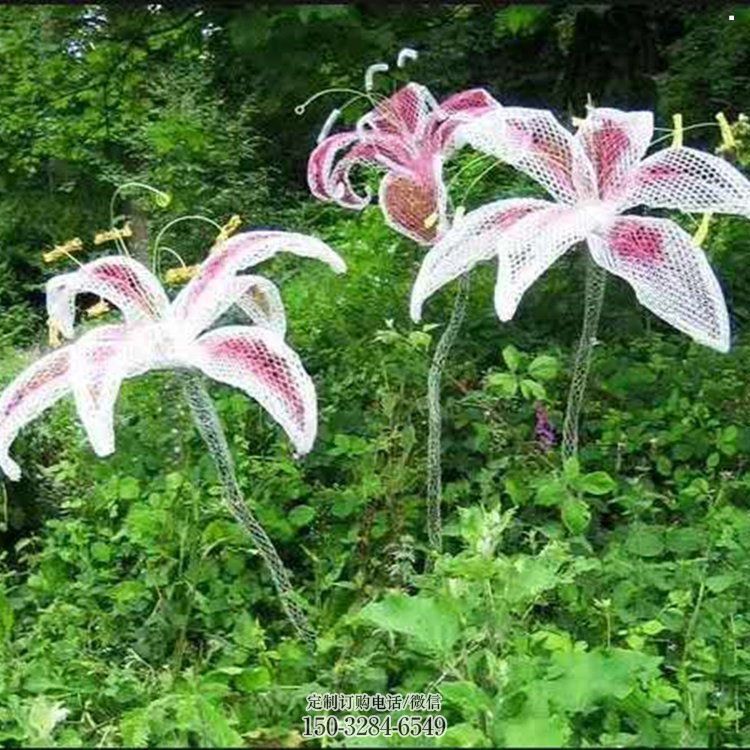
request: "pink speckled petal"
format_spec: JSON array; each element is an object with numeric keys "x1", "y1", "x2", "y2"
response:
[
  {"x1": 190, "y1": 325, "x2": 317, "y2": 454},
  {"x1": 589, "y1": 216, "x2": 730, "y2": 352}
]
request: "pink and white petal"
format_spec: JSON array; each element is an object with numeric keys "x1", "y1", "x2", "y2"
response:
[
  {"x1": 573, "y1": 107, "x2": 654, "y2": 200},
  {"x1": 623, "y1": 147, "x2": 750, "y2": 215},
  {"x1": 69, "y1": 324, "x2": 131, "y2": 457},
  {"x1": 46, "y1": 256, "x2": 169, "y2": 338},
  {"x1": 410, "y1": 197, "x2": 552, "y2": 321},
  {"x1": 307, "y1": 132, "x2": 368, "y2": 208},
  {"x1": 378, "y1": 157, "x2": 447, "y2": 246},
  {"x1": 0, "y1": 348, "x2": 71, "y2": 480},
  {"x1": 456, "y1": 106, "x2": 581, "y2": 204},
  {"x1": 492, "y1": 204, "x2": 603, "y2": 321},
  {"x1": 358, "y1": 83, "x2": 438, "y2": 141},
  {"x1": 429, "y1": 88, "x2": 501, "y2": 151},
  {"x1": 233, "y1": 276, "x2": 287, "y2": 337},
  {"x1": 190, "y1": 325, "x2": 317, "y2": 454},
  {"x1": 588, "y1": 216, "x2": 730, "y2": 352},
  {"x1": 173, "y1": 231, "x2": 345, "y2": 338}
]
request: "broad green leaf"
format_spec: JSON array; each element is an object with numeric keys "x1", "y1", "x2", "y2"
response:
[
  {"x1": 563, "y1": 456, "x2": 580, "y2": 481},
  {"x1": 562, "y1": 497, "x2": 591, "y2": 534},
  {"x1": 528, "y1": 354, "x2": 559, "y2": 381},
  {"x1": 439, "y1": 681, "x2": 493, "y2": 722},
  {"x1": 535, "y1": 478, "x2": 569, "y2": 507},
  {"x1": 520, "y1": 378, "x2": 546, "y2": 400},
  {"x1": 579, "y1": 471, "x2": 616, "y2": 495},
  {"x1": 486, "y1": 372, "x2": 518, "y2": 398},
  {"x1": 288, "y1": 505, "x2": 315, "y2": 528},
  {"x1": 625, "y1": 527, "x2": 665, "y2": 558},
  {"x1": 360, "y1": 594, "x2": 460, "y2": 655},
  {"x1": 502, "y1": 344, "x2": 522, "y2": 372}
]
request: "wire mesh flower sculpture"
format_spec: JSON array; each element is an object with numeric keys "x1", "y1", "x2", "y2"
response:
[
  {"x1": 307, "y1": 79, "x2": 497, "y2": 244},
  {"x1": 304, "y1": 54, "x2": 497, "y2": 552},
  {"x1": 0, "y1": 222, "x2": 345, "y2": 643},
  {"x1": 410, "y1": 104, "x2": 750, "y2": 455},
  {"x1": 411, "y1": 104, "x2": 750, "y2": 349},
  {"x1": 0, "y1": 232, "x2": 345, "y2": 481}
]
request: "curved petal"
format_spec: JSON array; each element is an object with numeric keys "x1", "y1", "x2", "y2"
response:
[
  {"x1": 622, "y1": 147, "x2": 750, "y2": 216},
  {"x1": 410, "y1": 197, "x2": 553, "y2": 320},
  {"x1": 68, "y1": 324, "x2": 132, "y2": 457},
  {"x1": 456, "y1": 106, "x2": 581, "y2": 204},
  {"x1": 189, "y1": 325, "x2": 317, "y2": 455},
  {"x1": 172, "y1": 231, "x2": 345, "y2": 339},
  {"x1": 379, "y1": 156, "x2": 447, "y2": 245},
  {"x1": 357, "y1": 83, "x2": 439, "y2": 141},
  {"x1": 492, "y1": 204, "x2": 602, "y2": 321},
  {"x1": 46, "y1": 256, "x2": 169, "y2": 338},
  {"x1": 232, "y1": 276, "x2": 287, "y2": 337},
  {"x1": 0, "y1": 348, "x2": 70, "y2": 480},
  {"x1": 573, "y1": 107, "x2": 653, "y2": 201},
  {"x1": 588, "y1": 216, "x2": 730, "y2": 352},
  {"x1": 307, "y1": 132, "x2": 371, "y2": 209},
  {"x1": 429, "y1": 88, "x2": 501, "y2": 152}
]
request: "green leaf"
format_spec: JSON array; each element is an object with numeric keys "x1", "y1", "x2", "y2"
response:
[
  {"x1": 288, "y1": 505, "x2": 315, "y2": 528},
  {"x1": 439, "y1": 681, "x2": 492, "y2": 722},
  {"x1": 543, "y1": 648, "x2": 662, "y2": 713},
  {"x1": 502, "y1": 344, "x2": 522, "y2": 372},
  {"x1": 118, "y1": 476, "x2": 141, "y2": 500},
  {"x1": 359, "y1": 594, "x2": 460, "y2": 655},
  {"x1": 625, "y1": 527, "x2": 665, "y2": 558},
  {"x1": 561, "y1": 498, "x2": 591, "y2": 534},
  {"x1": 579, "y1": 471, "x2": 616, "y2": 495},
  {"x1": 440, "y1": 723, "x2": 490, "y2": 748},
  {"x1": 718, "y1": 425, "x2": 739, "y2": 456},
  {"x1": 528, "y1": 354, "x2": 559, "y2": 381},
  {"x1": 486, "y1": 372, "x2": 518, "y2": 398},
  {"x1": 535, "y1": 478, "x2": 569, "y2": 507},
  {"x1": 236, "y1": 666, "x2": 272, "y2": 693},
  {"x1": 519, "y1": 378, "x2": 546, "y2": 400},
  {"x1": 563, "y1": 456, "x2": 580, "y2": 481}
]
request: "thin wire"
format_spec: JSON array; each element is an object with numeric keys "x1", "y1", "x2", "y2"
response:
[
  {"x1": 649, "y1": 122, "x2": 721, "y2": 148},
  {"x1": 151, "y1": 215, "x2": 223, "y2": 275}
]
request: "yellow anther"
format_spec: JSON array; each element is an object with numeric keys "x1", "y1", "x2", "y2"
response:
[
  {"x1": 164, "y1": 264, "x2": 200, "y2": 285},
  {"x1": 692, "y1": 212, "x2": 713, "y2": 247},
  {"x1": 423, "y1": 212, "x2": 438, "y2": 230},
  {"x1": 94, "y1": 223, "x2": 133, "y2": 246},
  {"x1": 47, "y1": 319, "x2": 63, "y2": 349},
  {"x1": 716, "y1": 112, "x2": 737, "y2": 151},
  {"x1": 42, "y1": 237, "x2": 83, "y2": 264},
  {"x1": 213, "y1": 214, "x2": 243, "y2": 250},
  {"x1": 571, "y1": 116, "x2": 585, "y2": 128},
  {"x1": 85, "y1": 300, "x2": 111, "y2": 319},
  {"x1": 671, "y1": 113, "x2": 683, "y2": 148}
]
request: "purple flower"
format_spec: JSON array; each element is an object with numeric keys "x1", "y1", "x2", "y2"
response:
[{"x1": 534, "y1": 402, "x2": 557, "y2": 450}]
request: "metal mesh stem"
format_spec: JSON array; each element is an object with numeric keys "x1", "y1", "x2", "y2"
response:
[
  {"x1": 426, "y1": 271, "x2": 471, "y2": 552},
  {"x1": 179, "y1": 371, "x2": 316, "y2": 646},
  {"x1": 561, "y1": 253, "x2": 607, "y2": 461}
]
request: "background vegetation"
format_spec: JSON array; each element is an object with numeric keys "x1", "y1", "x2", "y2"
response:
[{"x1": 1, "y1": 3, "x2": 750, "y2": 746}]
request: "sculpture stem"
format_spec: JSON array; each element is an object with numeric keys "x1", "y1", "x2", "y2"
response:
[
  {"x1": 426, "y1": 271, "x2": 471, "y2": 553},
  {"x1": 562, "y1": 253, "x2": 607, "y2": 462},
  {"x1": 179, "y1": 372, "x2": 316, "y2": 646}
]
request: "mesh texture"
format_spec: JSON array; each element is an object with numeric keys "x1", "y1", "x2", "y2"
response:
[
  {"x1": 413, "y1": 104, "x2": 750, "y2": 352},
  {"x1": 0, "y1": 230, "x2": 344, "y2": 480}
]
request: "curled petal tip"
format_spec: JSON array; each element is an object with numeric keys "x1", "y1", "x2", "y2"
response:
[
  {"x1": 397, "y1": 47, "x2": 418, "y2": 68},
  {"x1": 409, "y1": 293, "x2": 424, "y2": 323},
  {"x1": 0, "y1": 455, "x2": 21, "y2": 483}
]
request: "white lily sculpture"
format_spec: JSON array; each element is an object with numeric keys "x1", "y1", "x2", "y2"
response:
[
  {"x1": 411, "y1": 104, "x2": 750, "y2": 352},
  {"x1": 0, "y1": 231, "x2": 346, "y2": 481}
]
